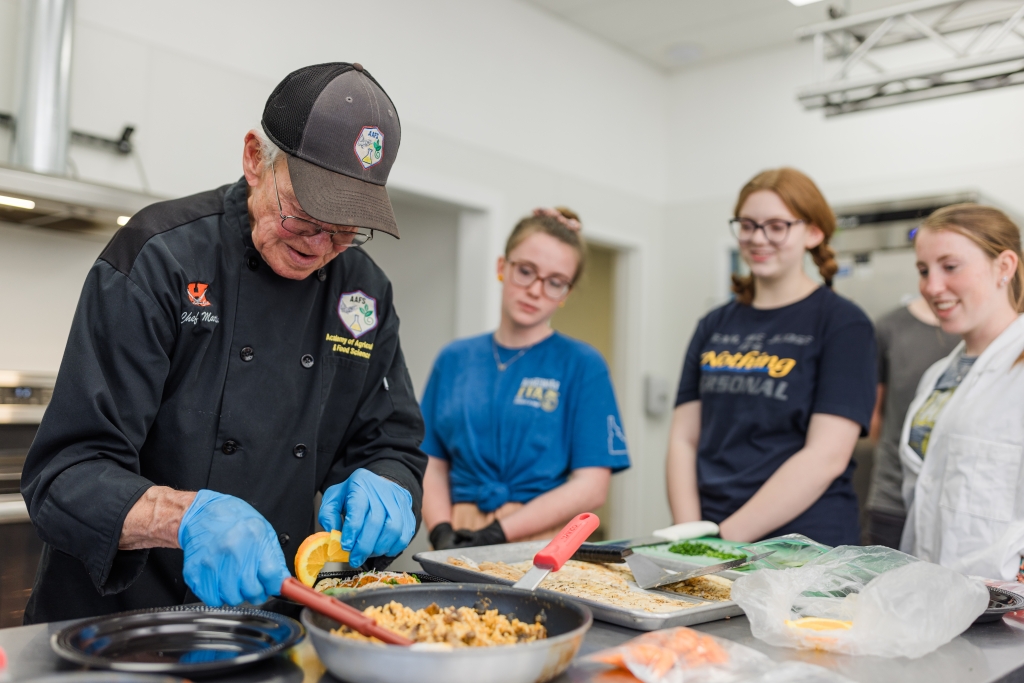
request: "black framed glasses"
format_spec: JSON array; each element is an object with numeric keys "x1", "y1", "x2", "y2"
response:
[
  {"x1": 508, "y1": 260, "x2": 572, "y2": 300},
  {"x1": 729, "y1": 217, "x2": 803, "y2": 246},
  {"x1": 272, "y1": 163, "x2": 373, "y2": 247}
]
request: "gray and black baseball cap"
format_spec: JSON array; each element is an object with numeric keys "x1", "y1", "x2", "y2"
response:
[{"x1": 261, "y1": 62, "x2": 402, "y2": 237}]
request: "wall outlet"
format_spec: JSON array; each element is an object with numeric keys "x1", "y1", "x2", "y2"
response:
[{"x1": 644, "y1": 375, "x2": 670, "y2": 418}]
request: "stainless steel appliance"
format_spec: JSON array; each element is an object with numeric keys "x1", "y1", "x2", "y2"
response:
[{"x1": 0, "y1": 370, "x2": 53, "y2": 627}]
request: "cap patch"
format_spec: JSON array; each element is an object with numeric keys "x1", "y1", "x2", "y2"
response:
[{"x1": 354, "y1": 126, "x2": 384, "y2": 169}]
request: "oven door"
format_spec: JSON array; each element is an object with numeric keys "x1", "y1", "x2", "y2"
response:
[{"x1": 0, "y1": 441, "x2": 42, "y2": 627}]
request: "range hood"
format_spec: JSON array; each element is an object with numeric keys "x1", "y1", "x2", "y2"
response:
[
  {"x1": 830, "y1": 191, "x2": 1022, "y2": 256},
  {"x1": 0, "y1": 162, "x2": 159, "y2": 236},
  {"x1": 0, "y1": 0, "x2": 162, "y2": 235}
]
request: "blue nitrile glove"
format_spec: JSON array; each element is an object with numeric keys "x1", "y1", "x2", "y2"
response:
[
  {"x1": 318, "y1": 469, "x2": 416, "y2": 568},
  {"x1": 178, "y1": 490, "x2": 291, "y2": 607}
]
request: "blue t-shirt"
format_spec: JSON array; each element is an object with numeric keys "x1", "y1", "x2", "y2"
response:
[
  {"x1": 421, "y1": 332, "x2": 630, "y2": 512},
  {"x1": 675, "y1": 287, "x2": 876, "y2": 546}
]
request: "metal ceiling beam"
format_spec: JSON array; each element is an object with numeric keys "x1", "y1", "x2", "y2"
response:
[{"x1": 796, "y1": 0, "x2": 1024, "y2": 116}]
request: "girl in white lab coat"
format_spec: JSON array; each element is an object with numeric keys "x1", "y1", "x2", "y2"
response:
[{"x1": 900, "y1": 204, "x2": 1024, "y2": 580}]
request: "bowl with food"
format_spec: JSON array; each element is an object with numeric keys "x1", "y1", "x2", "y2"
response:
[
  {"x1": 301, "y1": 584, "x2": 592, "y2": 683},
  {"x1": 313, "y1": 569, "x2": 440, "y2": 596}
]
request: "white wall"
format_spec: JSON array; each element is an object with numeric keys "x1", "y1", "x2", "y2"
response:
[
  {"x1": 0, "y1": 223, "x2": 106, "y2": 372},
  {"x1": 0, "y1": 0, "x2": 669, "y2": 203},
  {"x1": 0, "y1": 0, "x2": 676, "y2": 537},
  {"x1": 661, "y1": 40, "x2": 1024, "y2": 387},
  {"x1": 12, "y1": 2, "x2": 1021, "y2": 540}
]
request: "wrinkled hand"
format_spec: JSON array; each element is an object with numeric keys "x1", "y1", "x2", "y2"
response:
[
  {"x1": 429, "y1": 522, "x2": 459, "y2": 550},
  {"x1": 318, "y1": 469, "x2": 416, "y2": 567},
  {"x1": 453, "y1": 520, "x2": 507, "y2": 548},
  {"x1": 178, "y1": 490, "x2": 291, "y2": 607}
]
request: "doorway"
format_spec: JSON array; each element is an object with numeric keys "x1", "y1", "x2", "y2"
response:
[{"x1": 551, "y1": 242, "x2": 620, "y2": 541}]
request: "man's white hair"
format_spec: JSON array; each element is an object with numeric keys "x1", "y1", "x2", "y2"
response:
[{"x1": 253, "y1": 127, "x2": 281, "y2": 170}]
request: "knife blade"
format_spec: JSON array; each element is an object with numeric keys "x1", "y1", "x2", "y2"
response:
[
  {"x1": 513, "y1": 512, "x2": 601, "y2": 591},
  {"x1": 637, "y1": 551, "x2": 775, "y2": 590}
]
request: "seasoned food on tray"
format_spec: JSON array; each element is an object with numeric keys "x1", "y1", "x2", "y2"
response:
[
  {"x1": 659, "y1": 574, "x2": 732, "y2": 602},
  {"x1": 315, "y1": 571, "x2": 421, "y2": 596},
  {"x1": 448, "y1": 558, "x2": 719, "y2": 613},
  {"x1": 331, "y1": 600, "x2": 547, "y2": 646},
  {"x1": 666, "y1": 541, "x2": 745, "y2": 562}
]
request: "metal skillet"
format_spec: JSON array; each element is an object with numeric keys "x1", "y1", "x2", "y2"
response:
[{"x1": 300, "y1": 514, "x2": 600, "y2": 683}]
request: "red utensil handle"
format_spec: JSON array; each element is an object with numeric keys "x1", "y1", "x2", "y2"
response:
[
  {"x1": 533, "y1": 513, "x2": 600, "y2": 572},
  {"x1": 279, "y1": 577, "x2": 414, "y2": 646}
]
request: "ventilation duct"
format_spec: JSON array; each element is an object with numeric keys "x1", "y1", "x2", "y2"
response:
[
  {"x1": 9, "y1": 0, "x2": 74, "y2": 175},
  {"x1": 0, "y1": 0, "x2": 160, "y2": 234}
]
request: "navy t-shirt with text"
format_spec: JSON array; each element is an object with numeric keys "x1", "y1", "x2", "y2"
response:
[{"x1": 675, "y1": 287, "x2": 876, "y2": 546}]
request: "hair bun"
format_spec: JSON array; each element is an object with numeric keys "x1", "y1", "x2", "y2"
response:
[{"x1": 532, "y1": 206, "x2": 582, "y2": 232}]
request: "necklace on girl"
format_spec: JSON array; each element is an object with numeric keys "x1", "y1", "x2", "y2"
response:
[{"x1": 492, "y1": 336, "x2": 532, "y2": 372}]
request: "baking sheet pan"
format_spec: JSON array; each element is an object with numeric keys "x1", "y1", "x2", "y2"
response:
[{"x1": 414, "y1": 541, "x2": 744, "y2": 631}]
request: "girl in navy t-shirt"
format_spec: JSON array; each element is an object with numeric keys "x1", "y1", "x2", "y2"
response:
[
  {"x1": 421, "y1": 208, "x2": 630, "y2": 550},
  {"x1": 667, "y1": 168, "x2": 876, "y2": 547}
]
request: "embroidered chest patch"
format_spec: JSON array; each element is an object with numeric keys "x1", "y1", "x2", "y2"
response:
[
  {"x1": 337, "y1": 290, "x2": 378, "y2": 338},
  {"x1": 186, "y1": 282, "x2": 212, "y2": 307}
]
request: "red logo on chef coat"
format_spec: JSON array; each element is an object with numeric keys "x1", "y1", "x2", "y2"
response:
[{"x1": 186, "y1": 282, "x2": 212, "y2": 307}]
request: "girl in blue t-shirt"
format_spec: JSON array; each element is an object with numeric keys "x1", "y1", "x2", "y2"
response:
[
  {"x1": 667, "y1": 168, "x2": 876, "y2": 547},
  {"x1": 421, "y1": 207, "x2": 631, "y2": 549}
]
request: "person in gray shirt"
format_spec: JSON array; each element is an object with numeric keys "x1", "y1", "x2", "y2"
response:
[{"x1": 866, "y1": 297, "x2": 958, "y2": 548}]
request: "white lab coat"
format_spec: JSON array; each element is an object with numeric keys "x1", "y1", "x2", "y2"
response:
[{"x1": 899, "y1": 314, "x2": 1024, "y2": 580}]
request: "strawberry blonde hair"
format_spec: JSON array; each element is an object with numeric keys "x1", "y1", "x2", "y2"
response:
[{"x1": 731, "y1": 168, "x2": 838, "y2": 306}]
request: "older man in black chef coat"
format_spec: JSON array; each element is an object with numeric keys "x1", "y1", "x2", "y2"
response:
[{"x1": 20, "y1": 63, "x2": 426, "y2": 622}]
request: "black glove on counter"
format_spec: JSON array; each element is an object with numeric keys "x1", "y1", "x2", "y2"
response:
[
  {"x1": 429, "y1": 522, "x2": 459, "y2": 550},
  {"x1": 453, "y1": 520, "x2": 507, "y2": 548}
]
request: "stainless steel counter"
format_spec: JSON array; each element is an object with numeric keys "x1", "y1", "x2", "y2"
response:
[{"x1": 3, "y1": 613, "x2": 1024, "y2": 683}]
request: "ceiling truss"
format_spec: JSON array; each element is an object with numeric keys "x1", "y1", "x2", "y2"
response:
[{"x1": 796, "y1": 0, "x2": 1024, "y2": 116}]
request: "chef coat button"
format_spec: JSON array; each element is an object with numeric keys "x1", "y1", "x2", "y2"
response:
[
  {"x1": 301, "y1": 354, "x2": 315, "y2": 368},
  {"x1": 247, "y1": 256, "x2": 260, "y2": 271},
  {"x1": 278, "y1": 533, "x2": 290, "y2": 546},
  {"x1": 293, "y1": 443, "x2": 307, "y2": 459},
  {"x1": 240, "y1": 346, "x2": 254, "y2": 362},
  {"x1": 221, "y1": 440, "x2": 238, "y2": 455},
  {"x1": 317, "y1": 268, "x2": 326, "y2": 282}
]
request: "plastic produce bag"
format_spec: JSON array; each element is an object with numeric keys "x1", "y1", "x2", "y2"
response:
[
  {"x1": 731, "y1": 546, "x2": 989, "y2": 658},
  {"x1": 582, "y1": 627, "x2": 853, "y2": 683},
  {"x1": 740, "y1": 534, "x2": 831, "y2": 570}
]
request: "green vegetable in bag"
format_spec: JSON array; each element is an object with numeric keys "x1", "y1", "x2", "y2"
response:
[{"x1": 668, "y1": 541, "x2": 746, "y2": 561}]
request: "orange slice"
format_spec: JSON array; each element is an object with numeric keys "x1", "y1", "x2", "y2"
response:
[
  {"x1": 294, "y1": 531, "x2": 351, "y2": 586},
  {"x1": 328, "y1": 529, "x2": 344, "y2": 559}
]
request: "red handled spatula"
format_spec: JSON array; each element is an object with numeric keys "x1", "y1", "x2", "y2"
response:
[{"x1": 512, "y1": 513, "x2": 601, "y2": 591}]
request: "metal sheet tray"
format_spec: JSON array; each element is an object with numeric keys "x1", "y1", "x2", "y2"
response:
[{"x1": 413, "y1": 541, "x2": 744, "y2": 631}]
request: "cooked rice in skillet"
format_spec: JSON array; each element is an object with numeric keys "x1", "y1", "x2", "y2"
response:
[{"x1": 332, "y1": 600, "x2": 547, "y2": 646}]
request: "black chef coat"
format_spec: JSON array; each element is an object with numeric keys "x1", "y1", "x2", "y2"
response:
[{"x1": 21, "y1": 178, "x2": 427, "y2": 623}]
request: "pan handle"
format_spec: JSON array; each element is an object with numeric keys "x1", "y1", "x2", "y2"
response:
[
  {"x1": 279, "y1": 577, "x2": 414, "y2": 646},
  {"x1": 533, "y1": 513, "x2": 600, "y2": 572},
  {"x1": 572, "y1": 543, "x2": 631, "y2": 564}
]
